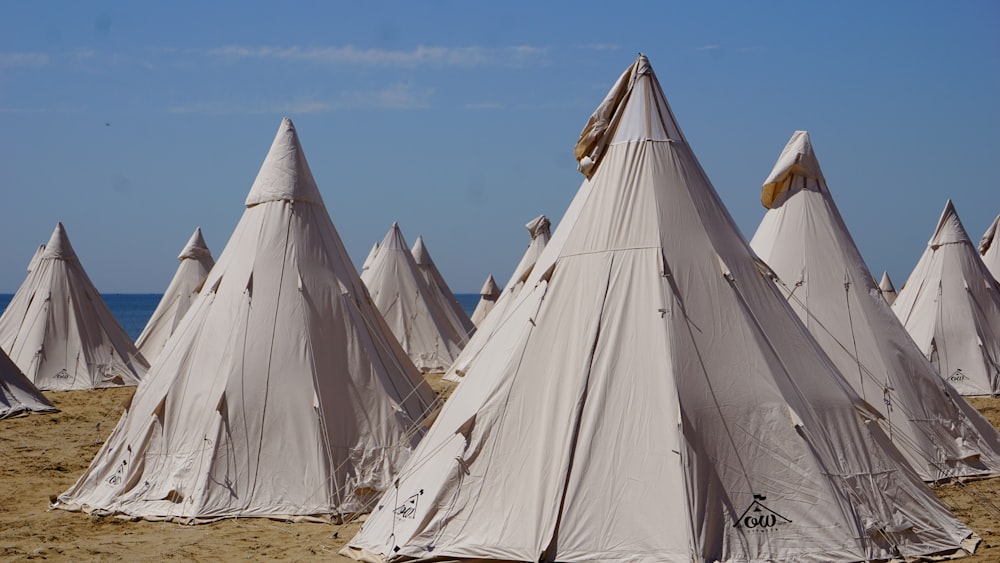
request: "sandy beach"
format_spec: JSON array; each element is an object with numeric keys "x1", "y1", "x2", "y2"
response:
[{"x1": 1, "y1": 379, "x2": 998, "y2": 562}]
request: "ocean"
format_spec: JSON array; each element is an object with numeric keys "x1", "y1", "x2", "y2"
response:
[{"x1": 0, "y1": 293, "x2": 481, "y2": 341}]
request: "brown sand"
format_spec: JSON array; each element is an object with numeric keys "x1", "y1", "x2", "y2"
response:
[{"x1": 1, "y1": 379, "x2": 998, "y2": 562}]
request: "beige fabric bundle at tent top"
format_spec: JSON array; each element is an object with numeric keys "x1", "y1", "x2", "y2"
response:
[
  {"x1": 0, "y1": 347, "x2": 57, "y2": 419},
  {"x1": 893, "y1": 200, "x2": 1000, "y2": 396},
  {"x1": 879, "y1": 271, "x2": 898, "y2": 306},
  {"x1": 343, "y1": 55, "x2": 976, "y2": 563},
  {"x1": 54, "y1": 118, "x2": 436, "y2": 522},
  {"x1": 135, "y1": 227, "x2": 215, "y2": 364},
  {"x1": 980, "y1": 213, "x2": 1000, "y2": 282},
  {"x1": 361, "y1": 223, "x2": 465, "y2": 373},
  {"x1": 443, "y1": 214, "x2": 551, "y2": 382},
  {"x1": 469, "y1": 274, "x2": 500, "y2": 326},
  {"x1": 411, "y1": 235, "x2": 475, "y2": 341},
  {"x1": 750, "y1": 130, "x2": 1000, "y2": 482},
  {"x1": 0, "y1": 223, "x2": 147, "y2": 391}
]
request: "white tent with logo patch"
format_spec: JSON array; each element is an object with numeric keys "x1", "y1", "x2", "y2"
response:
[
  {"x1": 469, "y1": 274, "x2": 500, "y2": 326},
  {"x1": 980, "y1": 213, "x2": 1000, "y2": 282},
  {"x1": 135, "y1": 227, "x2": 215, "y2": 364},
  {"x1": 0, "y1": 223, "x2": 147, "y2": 391},
  {"x1": 892, "y1": 201, "x2": 1000, "y2": 396},
  {"x1": 442, "y1": 214, "x2": 551, "y2": 382},
  {"x1": 411, "y1": 235, "x2": 475, "y2": 341},
  {"x1": 879, "y1": 271, "x2": 898, "y2": 305},
  {"x1": 1, "y1": 347, "x2": 57, "y2": 418},
  {"x1": 750, "y1": 131, "x2": 1000, "y2": 481},
  {"x1": 342, "y1": 55, "x2": 975, "y2": 563},
  {"x1": 54, "y1": 118, "x2": 436, "y2": 522},
  {"x1": 362, "y1": 224, "x2": 465, "y2": 373}
]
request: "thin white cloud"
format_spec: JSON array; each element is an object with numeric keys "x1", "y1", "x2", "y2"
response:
[
  {"x1": 207, "y1": 44, "x2": 546, "y2": 68},
  {"x1": 0, "y1": 52, "x2": 50, "y2": 67},
  {"x1": 696, "y1": 44, "x2": 722, "y2": 51},
  {"x1": 331, "y1": 83, "x2": 433, "y2": 110},
  {"x1": 167, "y1": 84, "x2": 432, "y2": 115},
  {"x1": 577, "y1": 43, "x2": 621, "y2": 51}
]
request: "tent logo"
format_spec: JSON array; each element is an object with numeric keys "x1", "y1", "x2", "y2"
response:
[
  {"x1": 55, "y1": 369, "x2": 70, "y2": 379},
  {"x1": 393, "y1": 490, "x2": 423, "y2": 520},
  {"x1": 948, "y1": 369, "x2": 969, "y2": 382},
  {"x1": 735, "y1": 495, "x2": 791, "y2": 530}
]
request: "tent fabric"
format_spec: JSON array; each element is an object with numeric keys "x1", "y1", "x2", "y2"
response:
[
  {"x1": 0, "y1": 223, "x2": 147, "y2": 391},
  {"x1": 0, "y1": 347, "x2": 57, "y2": 419},
  {"x1": 980, "y1": 213, "x2": 1000, "y2": 282},
  {"x1": 411, "y1": 236, "x2": 475, "y2": 340},
  {"x1": 135, "y1": 227, "x2": 215, "y2": 364},
  {"x1": 750, "y1": 131, "x2": 1000, "y2": 482},
  {"x1": 469, "y1": 274, "x2": 500, "y2": 326},
  {"x1": 893, "y1": 201, "x2": 1000, "y2": 396},
  {"x1": 343, "y1": 55, "x2": 974, "y2": 563},
  {"x1": 361, "y1": 242, "x2": 379, "y2": 273},
  {"x1": 54, "y1": 118, "x2": 436, "y2": 522},
  {"x1": 879, "y1": 271, "x2": 898, "y2": 306},
  {"x1": 442, "y1": 214, "x2": 551, "y2": 382},
  {"x1": 361, "y1": 224, "x2": 465, "y2": 373}
]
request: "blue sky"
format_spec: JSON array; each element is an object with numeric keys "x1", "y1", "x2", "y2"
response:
[{"x1": 1, "y1": 1, "x2": 997, "y2": 293}]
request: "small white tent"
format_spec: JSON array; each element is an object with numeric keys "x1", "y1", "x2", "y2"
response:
[
  {"x1": 361, "y1": 224, "x2": 465, "y2": 373},
  {"x1": 879, "y1": 271, "x2": 898, "y2": 305},
  {"x1": 344, "y1": 55, "x2": 974, "y2": 563},
  {"x1": 1, "y1": 347, "x2": 57, "y2": 418},
  {"x1": 411, "y1": 235, "x2": 475, "y2": 340},
  {"x1": 893, "y1": 200, "x2": 1000, "y2": 396},
  {"x1": 135, "y1": 227, "x2": 215, "y2": 364},
  {"x1": 750, "y1": 131, "x2": 1000, "y2": 481},
  {"x1": 979, "y1": 213, "x2": 1000, "y2": 281},
  {"x1": 54, "y1": 118, "x2": 436, "y2": 522},
  {"x1": 0, "y1": 223, "x2": 147, "y2": 390},
  {"x1": 442, "y1": 214, "x2": 551, "y2": 382},
  {"x1": 469, "y1": 274, "x2": 500, "y2": 326},
  {"x1": 360, "y1": 241, "x2": 379, "y2": 273}
]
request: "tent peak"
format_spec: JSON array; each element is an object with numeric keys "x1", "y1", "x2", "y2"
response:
[
  {"x1": 40, "y1": 222, "x2": 78, "y2": 261},
  {"x1": 245, "y1": 117, "x2": 324, "y2": 208},
  {"x1": 978, "y1": 213, "x2": 999, "y2": 255},
  {"x1": 178, "y1": 227, "x2": 211, "y2": 261},
  {"x1": 411, "y1": 235, "x2": 432, "y2": 265},
  {"x1": 381, "y1": 222, "x2": 409, "y2": 251},
  {"x1": 526, "y1": 215, "x2": 551, "y2": 239},
  {"x1": 479, "y1": 274, "x2": 500, "y2": 297},
  {"x1": 879, "y1": 271, "x2": 896, "y2": 292},
  {"x1": 929, "y1": 199, "x2": 972, "y2": 247},
  {"x1": 761, "y1": 130, "x2": 825, "y2": 209}
]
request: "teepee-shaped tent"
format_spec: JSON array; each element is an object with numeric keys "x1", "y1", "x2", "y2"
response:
[
  {"x1": 135, "y1": 228, "x2": 215, "y2": 364},
  {"x1": 411, "y1": 235, "x2": 475, "y2": 340},
  {"x1": 980, "y1": 213, "x2": 1000, "y2": 282},
  {"x1": 0, "y1": 223, "x2": 147, "y2": 390},
  {"x1": 1, "y1": 347, "x2": 57, "y2": 418},
  {"x1": 750, "y1": 131, "x2": 1000, "y2": 481},
  {"x1": 343, "y1": 55, "x2": 974, "y2": 563},
  {"x1": 879, "y1": 271, "x2": 898, "y2": 305},
  {"x1": 469, "y1": 274, "x2": 500, "y2": 326},
  {"x1": 361, "y1": 224, "x2": 465, "y2": 372},
  {"x1": 893, "y1": 200, "x2": 1000, "y2": 396},
  {"x1": 361, "y1": 241, "x2": 379, "y2": 273},
  {"x1": 442, "y1": 214, "x2": 551, "y2": 382},
  {"x1": 54, "y1": 118, "x2": 436, "y2": 522}
]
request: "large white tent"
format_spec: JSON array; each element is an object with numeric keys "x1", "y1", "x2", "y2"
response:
[
  {"x1": 469, "y1": 274, "x2": 500, "y2": 326},
  {"x1": 1, "y1": 347, "x2": 57, "y2": 418},
  {"x1": 343, "y1": 55, "x2": 975, "y2": 563},
  {"x1": 879, "y1": 271, "x2": 898, "y2": 306},
  {"x1": 980, "y1": 213, "x2": 1000, "y2": 281},
  {"x1": 750, "y1": 131, "x2": 1000, "y2": 481},
  {"x1": 361, "y1": 224, "x2": 465, "y2": 373},
  {"x1": 0, "y1": 223, "x2": 147, "y2": 390},
  {"x1": 411, "y1": 235, "x2": 475, "y2": 340},
  {"x1": 54, "y1": 118, "x2": 437, "y2": 522},
  {"x1": 135, "y1": 227, "x2": 215, "y2": 364},
  {"x1": 893, "y1": 200, "x2": 1000, "y2": 396},
  {"x1": 442, "y1": 214, "x2": 551, "y2": 382}
]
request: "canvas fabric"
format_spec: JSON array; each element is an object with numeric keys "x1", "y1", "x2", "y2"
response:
[
  {"x1": 411, "y1": 236, "x2": 475, "y2": 341},
  {"x1": 980, "y1": 214, "x2": 1000, "y2": 282},
  {"x1": 470, "y1": 274, "x2": 500, "y2": 326},
  {"x1": 0, "y1": 347, "x2": 57, "y2": 418},
  {"x1": 879, "y1": 271, "x2": 898, "y2": 306}
]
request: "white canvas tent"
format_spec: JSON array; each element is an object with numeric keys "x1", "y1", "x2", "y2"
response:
[
  {"x1": 469, "y1": 274, "x2": 500, "y2": 326},
  {"x1": 361, "y1": 224, "x2": 465, "y2": 373},
  {"x1": 750, "y1": 131, "x2": 1000, "y2": 481},
  {"x1": 879, "y1": 271, "x2": 898, "y2": 305},
  {"x1": 893, "y1": 200, "x2": 1000, "y2": 396},
  {"x1": 411, "y1": 235, "x2": 475, "y2": 340},
  {"x1": 442, "y1": 214, "x2": 551, "y2": 382},
  {"x1": 980, "y1": 213, "x2": 1000, "y2": 281},
  {"x1": 135, "y1": 227, "x2": 215, "y2": 364},
  {"x1": 344, "y1": 55, "x2": 975, "y2": 563},
  {"x1": 361, "y1": 241, "x2": 379, "y2": 273},
  {"x1": 1, "y1": 347, "x2": 57, "y2": 418},
  {"x1": 0, "y1": 223, "x2": 147, "y2": 390},
  {"x1": 54, "y1": 118, "x2": 437, "y2": 522}
]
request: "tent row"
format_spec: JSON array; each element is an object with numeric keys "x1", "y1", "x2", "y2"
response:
[{"x1": 0, "y1": 52, "x2": 994, "y2": 562}]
